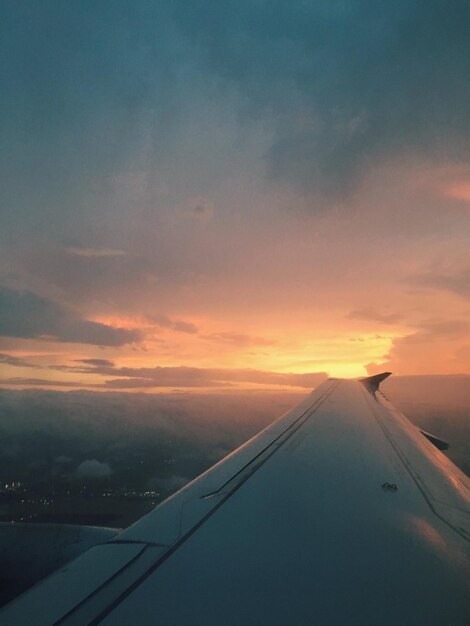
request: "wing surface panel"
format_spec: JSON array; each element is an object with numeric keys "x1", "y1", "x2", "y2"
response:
[
  {"x1": 114, "y1": 379, "x2": 338, "y2": 546},
  {"x1": 95, "y1": 379, "x2": 469, "y2": 625}
]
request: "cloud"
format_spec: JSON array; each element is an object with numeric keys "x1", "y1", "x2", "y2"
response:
[
  {"x1": 2, "y1": 0, "x2": 468, "y2": 223},
  {"x1": 0, "y1": 287, "x2": 142, "y2": 346},
  {"x1": 216, "y1": 369, "x2": 327, "y2": 388},
  {"x1": 101, "y1": 366, "x2": 327, "y2": 390},
  {"x1": 419, "y1": 320, "x2": 470, "y2": 338},
  {"x1": 104, "y1": 377, "x2": 208, "y2": 390},
  {"x1": 75, "y1": 358, "x2": 115, "y2": 367},
  {"x1": 347, "y1": 307, "x2": 402, "y2": 325},
  {"x1": 2, "y1": 378, "x2": 87, "y2": 388},
  {"x1": 64, "y1": 247, "x2": 125, "y2": 258},
  {"x1": 205, "y1": 332, "x2": 274, "y2": 347},
  {"x1": 149, "y1": 314, "x2": 199, "y2": 335},
  {"x1": 78, "y1": 365, "x2": 220, "y2": 389},
  {"x1": 1, "y1": 2, "x2": 469, "y2": 385},
  {"x1": 78, "y1": 363, "x2": 228, "y2": 388},
  {"x1": 74, "y1": 459, "x2": 113, "y2": 479},
  {"x1": 410, "y1": 267, "x2": 470, "y2": 299},
  {"x1": 167, "y1": 1, "x2": 470, "y2": 195},
  {"x1": 43, "y1": 358, "x2": 329, "y2": 390},
  {"x1": 366, "y1": 319, "x2": 470, "y2": 375},
  {"x1": 172, "y1": 320, "x2": 199, "y2": 334},
  {"x1": 147, "y1": 320, "x2": 273, "y2": 345},
  {"x1": 0, "y1": 353, "x2": 38, "y2": 368}
]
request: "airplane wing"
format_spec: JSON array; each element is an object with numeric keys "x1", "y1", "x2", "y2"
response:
[{"x1": 1, "y1": 375, "x2": 469, "y2": 625}]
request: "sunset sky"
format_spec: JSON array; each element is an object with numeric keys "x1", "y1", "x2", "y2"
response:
[{"x1": 1, "y1": 2, "x2": 470, "y2": 392}]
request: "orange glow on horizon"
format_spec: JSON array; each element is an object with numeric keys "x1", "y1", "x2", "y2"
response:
[{"x1": 0, "y1": 324, "x2": 401, "y2": 392}]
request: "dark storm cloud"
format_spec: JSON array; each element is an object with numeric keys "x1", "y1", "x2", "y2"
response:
[
  {"x1": 1, "y1": 0, "x2": 469, "y2": 223},
  {"x1": 0, "y1": 287, "x2": 141, "y2": 346},
  {"x1": 167, "y1": 0, "x2": 470, "y2": 194},
  {"x1": 0, "y1": 2, "x2": 179, "y2": 236}
]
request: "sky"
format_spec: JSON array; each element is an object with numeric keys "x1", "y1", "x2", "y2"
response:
[{"x1": 1, "y1": 1, "x2": 470, "y2": 392}]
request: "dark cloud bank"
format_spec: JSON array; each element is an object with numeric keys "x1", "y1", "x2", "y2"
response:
[
  {"x1": 0, "y1": 389, "x2": 303, "y2": 526},
  {"x1": 0, "y1": 288, "x2": 140, "y2": 346}
]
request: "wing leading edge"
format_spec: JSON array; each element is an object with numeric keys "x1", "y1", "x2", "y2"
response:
[{"x1": 1, "y1": 376, "x2": 469, "y2": 625}]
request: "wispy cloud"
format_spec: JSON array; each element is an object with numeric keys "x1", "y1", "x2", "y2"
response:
[
  {"x1": 148, "y1": 314, "x2": 199, "y2": 335},
  {"x1": 0, "y1": 353, "x2": 39, "y2": 368},
  {"x1": 75, "y1": 358, "x2": 115, "y2": 367},
  {"x1": 409, "y1": 267, "x2": 470, "y2": 300},
  {"x1": 347, "y1": 308, "x2": 402, "y2": 325},
  {"x1": 3, "y1": 366, "x2": 327, "y2": 390},
  {"x1": 64, "y1": 247, "x2": 125, "y2": 258},
  {"x1": 205, "y1": 332, "x2": 275, "y2": 347},
  {"x1": 48, "y1": 360, "x2": 328, "y2": 390},
  {"x1": 3, "y1": 378, "x2": 87, "y2": 388}
]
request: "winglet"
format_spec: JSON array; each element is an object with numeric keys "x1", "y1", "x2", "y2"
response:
[
  {"x1": 359, "y1": 372, "x2": 392, "y2": 393},
  {"x1": 420, "y1": 429, "x2": 449, "y2": 451}
]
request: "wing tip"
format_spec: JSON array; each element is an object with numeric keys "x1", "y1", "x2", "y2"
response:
[
  {"x1": 359, "y1": 371, "x2": 392, "y2": 392},
  {"x1": 420, "y1": 429, "x2": 450, "y2": 451}
]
